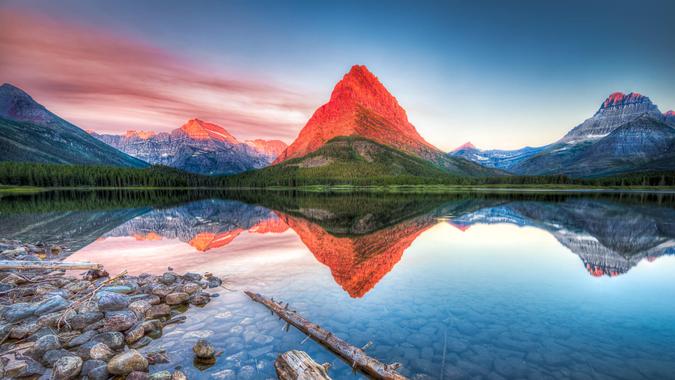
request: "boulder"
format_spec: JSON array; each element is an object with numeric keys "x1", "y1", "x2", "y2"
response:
[{"x1": 107, "y1": 349, "x2": 149, "y2": 375}]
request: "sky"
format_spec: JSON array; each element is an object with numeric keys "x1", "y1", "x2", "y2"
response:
[{"x1": 1, "y1": 0, "x2": 674, "y2": 150}]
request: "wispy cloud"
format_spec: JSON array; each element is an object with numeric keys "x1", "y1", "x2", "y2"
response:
[{"x1": 0, "y1": 9, "x2": 313, "y2": 141}]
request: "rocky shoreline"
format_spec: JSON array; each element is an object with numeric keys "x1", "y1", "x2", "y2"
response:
[{"x1": 0, "y1": 239, "x2": 222, "y2": 379}]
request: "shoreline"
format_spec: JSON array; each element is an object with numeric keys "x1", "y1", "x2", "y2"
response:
[
  {"x1": 0, "y1": 239, "x2": 221, "y2": 379},
  {"x1": 2, "y1": 184, "x2": 675, "y2": 195}
]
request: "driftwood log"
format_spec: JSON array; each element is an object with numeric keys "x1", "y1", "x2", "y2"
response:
[
  {"x1": 245, "y1": 291, "x2": 407, "y2": 380},
  {"x1": 275, "y1": 350, "x2": 332, "y2": 380},
  {"x1": 0, "y1": 260, "x2": 102, "y2": 271}
]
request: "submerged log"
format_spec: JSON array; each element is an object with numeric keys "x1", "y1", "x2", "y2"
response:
[
  {"x1": 0, "y1": 260, "x2": 102, "y2": 271},
  {"x1": 275, "y1": 350, "x2": 332, "y2": 380},
  {"x1": 245, "y1": 291, "x2": 407, "y2": 380}
]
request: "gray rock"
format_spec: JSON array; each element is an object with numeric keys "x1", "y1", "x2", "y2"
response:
[
  {"x1": 66, "y1": 311, "x2": 104, "y2": 330},
  {"x1": 42, "y1": 349, "x2": 73, "y2": 367},
  {"x1": 150, "y1": 370, "x2": 172, "y2": 380},
  {"x1": 165, "y1": 292, "x2": 189, "y2": 305},
  {"x1": 64, "y1": 330, "x2": 97, "y2": 348},
  {"x1": 100, "y1": 285, "x2": 135, "y2": 294},
  {"x1": 193, "y1": 338, "x2": 216, "y2": 362},
  {"x1": 3, "y1": 302, "x2": 37, "y2": 322},
  {"x1": 182, "y1": 282, "x2": 201, "y2": 295},
  {"x1": 87, "y1": 364, "x2": 110, "y2": 380},
  {"x1": 53, "y1": 355, "x2": 82, "y2": 380},
  {"x1": 127, "y1": 371, "x2": 150, "y2": 380},
  {"x1": 90, "y1": 342, "x2": 114, "y2": 361},
  {"x1": 91, "y1": 331, "x2": 125, "y2": 350},
  {"x1": 190, "y1": 292, "x2": 210, "y2": 306},
  {"x1": 183, "y1": 272, "x2": 202, "y2": 282},
  {"x1": 172, "y1": 370, "x2": 187, "y2": 380},
  {"x1": 81, "y1": 359, "x2": 106, "y2": 378},
  {"x1": 128, "y1": 300, "x2": 152, "y2": 316},
  {"x1": 97, "y1": 291, "x2": 130, "y2": 312},
  {"x1": 33, "y1": 334, "x2": 61, "y2": 358},
  {"x1": 125, "y1": 323, "x2": 145, "y2": 344},
  {"x1": 160, "y1": 272, "x2": 177, "y2": 285},
  {"x1": 34, "y1": 295, "x2": 70, "y2": 315},
  {"x1": 103, "y1": 310, "x2": 138, "y2": 332},
  {"x1": 145, "y1": 304, "x2": 170, "y2": 319},
  {"x1": 107, "y1": 349, "x2": 149, "y2": 375}
]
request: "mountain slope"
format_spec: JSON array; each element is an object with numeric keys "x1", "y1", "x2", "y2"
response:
[
  {"x1": 226, "y1": 136, "x2": 495, "y2": 186},
  {"x1": 450, "y1": 142, "x2": 546, "y2": 171},
  {"x1": 0, "y1": 83, "x2": 147, "y2": 167},
  {"x1": 274, "y1": 65, "x2": 494, "y2": 176},
  {"x1": 513, "y1": 116, "x2": 675, "y2": 177},
  {"x1": 93, "y1": 119, "x2": 284, "y2": 175}
]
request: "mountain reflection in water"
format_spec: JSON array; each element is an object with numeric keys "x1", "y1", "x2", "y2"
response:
[{"x1": 1, "y1": 191, "x2": 673, "y2": 298}]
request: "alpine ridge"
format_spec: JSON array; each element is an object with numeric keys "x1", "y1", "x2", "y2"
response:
[{"x1": 93, "y1": 120, "x2": 287, "y2": 176}]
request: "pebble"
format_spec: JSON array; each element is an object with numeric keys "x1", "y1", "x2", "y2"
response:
[
  {"x1": 103, "y1": 310, "x2": 138, "y2": 332},
  {"x1": 90, "y1": 342, "x2": 115, "y2": 361},
  {"x1": 150, "y1": 370, "x2": 173, "y2": 380},
  {"x1": 33, "y1": 334, "x2": 61, "y2": 358},
  {"x1": 97, "y1": 291, "x2": 130, "y2": 311},
  {"x1": 165, "y1": 292, "x2": 189, "y2": 305},
  {"x1": 52, "y1": 356, "x2": 82, "y2": 380},
  {"x1": 107, "y1": 349, "x2": 149, "y2": 375},
  {"x1": 193, "y1": 338, "x2": 216, "y2": 363},
  {"x1": 146, "y1": 304, "x2": 171, "y2": 319}
]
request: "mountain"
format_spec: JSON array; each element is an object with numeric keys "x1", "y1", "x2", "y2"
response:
[
  {"x1": 451, "y1": 91, "x2": 675, "y2": 177},
  {"x1": 0, "y1": 83, "x2": 147, "y2": 167},
  {"x1": 560, "y1": 92, "x2": 663, "y2": 144},
  {"x1": 450, "y1": 142, "x2": 546, "y2": 171},
  {"x1": 227, "y1": 136, "x2": 499, "y2": 186},
  {"x1": 92, "y1": 119, "x2": 286, "y2": 175},
  {"x1": 273, "y1": 65, "x2": 497, "y2": 176}
]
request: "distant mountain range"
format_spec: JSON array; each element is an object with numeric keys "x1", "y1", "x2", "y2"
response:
[
  {"x1": 0, "y1": 83, "x2": 147, "y2": 167},
  {"x1": 450, "y1": 92, "x2": 675, "y2": 177},
  {"x1": 91, "y1": 119, "x2": 287, "y2": 175}
]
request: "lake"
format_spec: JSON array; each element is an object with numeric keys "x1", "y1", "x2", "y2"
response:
[{"x1": 1, "y1": 190, "x2": 674, "y2": 379}]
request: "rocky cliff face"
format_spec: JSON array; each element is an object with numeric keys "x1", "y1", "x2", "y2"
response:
[
  {"x1": 0, "y1": 83, "x2": 147, "y2": 167},
  {"x1": 560, "y1": 92, "x2": 663, "y2": 144},
  {"x1": 93, "y1": 119, "x2": 284, "y2": 175},
  {"x1": 665, "y1": 110, "x2": 675, "y2": 126},
  {"x1": 244, "y1": 139, "x2": 288, "y2": 163}
]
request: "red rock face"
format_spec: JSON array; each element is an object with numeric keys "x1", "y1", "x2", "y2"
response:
[
  {"x1": 124, "y1": 130, "x2": 156, "y2": 139},
  {"x1": 178, "y1": 118, "x2": 239, "y2": 144},
  {"x1": 245, "y1": 139, "x2": 288, "y2": 159},
  {"x1": 278, "y1": 211, "x2": 435, "y2": 298},
  {"x1": 601, "y1": 92, "x2": 646, "y2": 108},
  {"x1": 274, "y1": 65, "x2": 442, "y2": 163}
]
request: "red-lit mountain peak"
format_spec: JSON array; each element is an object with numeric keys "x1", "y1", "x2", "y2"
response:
[
  {"x1": 179, "y1": 118, "x2": 239, "y2": 144},
  {"x1": 274, "y1": 65, "x2": 441, "y2": 163},
  {"x1": 125, "y1": 130, "x2": 156, "y2": 139},
  {"x1": 452, "y1": 141, "x2": 476, "y2": 152}
]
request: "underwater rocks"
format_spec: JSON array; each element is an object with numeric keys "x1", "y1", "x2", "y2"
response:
[{"x1": 0, "y1": 239, "x2": 220, "y2": 379}]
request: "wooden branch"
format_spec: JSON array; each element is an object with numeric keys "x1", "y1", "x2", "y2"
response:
[
  {"x1": 275, "y1": 350, "x2": 332, "y2": 380},
  {"x1": 0, "y1": 261, "x2": 102, "y2": 271},
  {"x1": 245, "y1": 291, "x2": 407, "y2": 380}
]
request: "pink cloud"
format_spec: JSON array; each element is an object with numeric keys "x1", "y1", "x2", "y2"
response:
[{"x1": 0, "y1": 9, "x2": 313, "y2": 141}]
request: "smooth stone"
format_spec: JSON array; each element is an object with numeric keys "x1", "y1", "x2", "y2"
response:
[
  {"x1": 100, "y1": 285, "x2": 134, "y2": 294},
  {"x1": 125, "y1": 323, "x2": 146, "y2": 344},
  {"x1": 128, "y1": 300, "x2": 152, "y2": 316},
  {"x1": 207, "y1": 277, "x2": 222, "y2": 288},
  {"x1": 129, "y1": 294, "x2": 161, "y2": 305},
  {"x1": 150, "y1": 370, "x2": 172, "y2": 380},
  {"x1": 103, "y1": 310, "x2": 138, "y2": 332},
  {"x1": 145, "y1": 304, "x2": 171, "y2": 319},
  {"x1": 64, "y1": 330, "x2": 96, "y2": 348},
  {"x1": 91, "y1": 331, "x2": 125, "y2": 350},
  {"x1": 193, "y1": 338, "x2": 216, "y2": 360},
  {"x1": 160, "y1": 272, "x2": 177, "y2": 285},
  {"x1": 97, "y1": 291, "x2": 130, "y2": 312},
  {"x1": 3, "y1": 302, "x2": 37, "y2": 322},
  {"x1": 182, "y1": 283, "x2": 201, "y2": 295},
  {"x1": 130, "y1": 336, "x2": 152, "y2": 349},
  {"x1": 172, "y1": 370, "x2": 187, "y2": 380},
  {"x1": 81, "y1": 360, "x2": 107, "y2": 377},
  {"x1": 107, "y1": 349, "x2": 149, "y2": 375},
  {"x1": 10, "y1": 321, "x2": 40, "y2": 339},
  {"x1": 53, "y1": 356, "x2": 82, "y2": 380},
  {"x1": 165, "y1": 292, "x2": 189, "y2": 305},
  {"x1": 183, "y1": 272, "x2": 202, "y2": 282},
  {"x1": 141, "y1": 319, "x2": 163, "y2": 334},
  {"x1": 42, "y1": 349, "x2": 73, "y2": 367},
  {"x1": 90, "y1": 342, "x2": 115, "y2": 361},
  {"x1": 35, "y1": 296, "x2": 70, "y2": 315},
  {"x1": 190, "y1": 292, "x2": 210, "y2": 306},
  {"x1": 66, "y1": 311, "x2": 103, "y2": 330},
  {"x1": 150, "y1": 284, "x2": 172, "y2": 298},
  {"x1": 127, "y1": 371, "x2": 150, "y2": 380},
  {"x1": 33, "y1": 334, "x2": 61, "y2": 358}
]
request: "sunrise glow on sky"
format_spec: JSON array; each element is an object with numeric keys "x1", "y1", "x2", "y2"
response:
[{"x1": 1, "y1": 0, "x2": 674, "y2": 150}]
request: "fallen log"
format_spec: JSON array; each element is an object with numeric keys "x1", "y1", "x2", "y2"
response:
[
  {"x1": 0, "y1": 260, "x2": 102, "y2": 271},
  {"x1": 245, "y1": 291, "x2": 407, "y2": 380},
  {"x1": 275, "y1": 350, "x2": 332, "y2": 380}
]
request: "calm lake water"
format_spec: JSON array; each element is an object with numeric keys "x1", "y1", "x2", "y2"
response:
[{"x1": 1, "y1": 190, "x2": 675, "y2": 379}]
